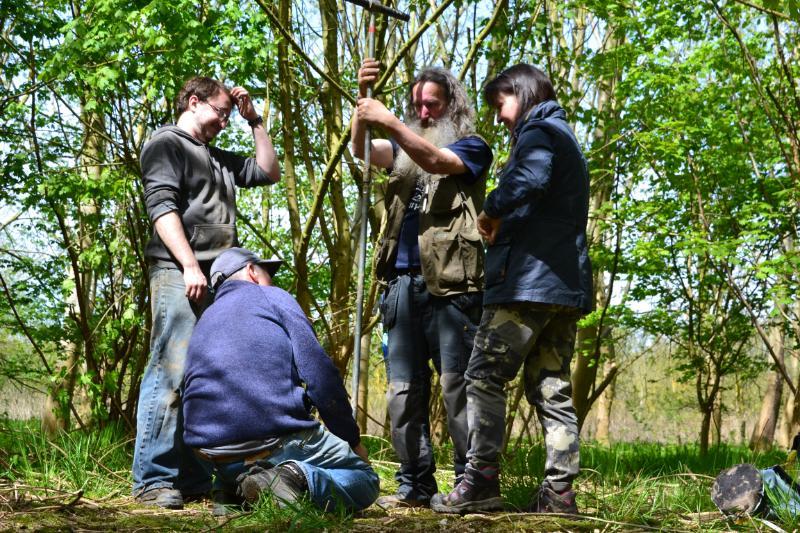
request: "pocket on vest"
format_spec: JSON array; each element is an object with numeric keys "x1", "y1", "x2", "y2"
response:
[
  {"x1": 422, "y1": 231, "x2": 482, "y2": 286},
  {"x1": 427, "y1": 186, "x2": 462, "y2": 214}
]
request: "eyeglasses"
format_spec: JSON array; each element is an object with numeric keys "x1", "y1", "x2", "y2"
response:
[{"x1": 204, "y1": 101, "x2": 232, "y2": 122}]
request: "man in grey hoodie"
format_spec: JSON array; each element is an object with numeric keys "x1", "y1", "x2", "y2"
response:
[{"x1": 132, "y1": 76, "x2": 280, "y2": 509}]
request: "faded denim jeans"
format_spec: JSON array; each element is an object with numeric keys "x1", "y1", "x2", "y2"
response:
[
  {"x1": 132, "y1": 265, "x2": 211, "y2": 496},
  {"x1": 207, "y1": 424, "x2": 380, "y2": 512}
]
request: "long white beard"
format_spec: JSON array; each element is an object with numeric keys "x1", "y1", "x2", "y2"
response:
[{"x1": 392, "y1": 117, "x2": 460, "y2": 179}]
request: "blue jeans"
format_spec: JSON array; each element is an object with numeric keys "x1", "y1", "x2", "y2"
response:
[
  {"x1": 207, "y1": 424, "x2": 379, "y2": 512},
  {"x1": 132, "y1": 266, "x2": 212, "y2": 496}
]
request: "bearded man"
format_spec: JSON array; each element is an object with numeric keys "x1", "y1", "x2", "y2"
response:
[{"x1": 352, "y1": 59, "x2": 493, "y2": 508}]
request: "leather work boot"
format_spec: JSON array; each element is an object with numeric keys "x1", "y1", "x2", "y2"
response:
[
  {"x1": 375, "y1": 493, "x2": 430, "y2": 509},
  {"x1": 526, "y1": 482, "x2": 578, "y2": 514},
  {"x1": 237, "y1": 462, "x2": 308, "y2": 507},
  {"x1": 430, "y1": 468, "x2": 503, "y2": 514},
  {"x1": 135, "y1": 487, "x2": 184, "y2": 509}
]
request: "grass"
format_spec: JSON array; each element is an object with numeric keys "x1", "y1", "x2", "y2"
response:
[{"x1": 0, "y1": 417, "x2": 794, "y2": 531}]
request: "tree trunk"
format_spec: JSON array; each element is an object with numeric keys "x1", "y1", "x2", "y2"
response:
[
  {"x1": 712, "y1": 399, "x2": 722, "y2": 447},
  {"x1": 785, "y1": 376, "x2": 800, "y2": 448},
  {"x1": 356, "y1": 329, "x2": 370, "y2": 432},
  {"x1": 572, "y1": 323, "x2": 599, "y2": 427},
  {"x1": 778, "y1": 350, "x2": 799, "y2": 447},
  {"x1": 319, "y1": 0, "x2": 353, "y2": 373},
  {"x1": 429, "y1": 379, "x2": 449, "y2": 446},
  {"x1": 277, "y1": 0, "x2": 311, "y2": 316},
  {"x1": 751, "y1": 322, "x2": 785, "y2": 450},
  {"x1": 595, "y1": 360, "x2": 616, "y2": 445},
  {"x1": 503, "y1": 380, "x2": 526, "y2": 452},
  {"x1": 44, "y1": 100, "x2": 104, "y2": 431},
  {"x1": 752, "y1": 370, "x2": 783, "y2": 450},
  {"x1": 571, "y1": 35, "x2": 622, "y2": 426},
  {"x1": 699, "y1": 408, "x2": 712, "y2": 456}
]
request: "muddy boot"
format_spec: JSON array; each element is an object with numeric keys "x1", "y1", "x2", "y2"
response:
[
  {"x1": 526, "y1": 481, "x2": 578, "y2": 514},
  {"x1": 237, "y1": 461, "x2": 308, "y2": 507},
  {"x1": 430, "y1": 466, "x2": 503, "y2": 514},
  {"x1": 375, "y1": 492, "x2": 430, "y2": 509},
  {"x1": 135, "y1": 487, "x2": 184, "y2": 510}
]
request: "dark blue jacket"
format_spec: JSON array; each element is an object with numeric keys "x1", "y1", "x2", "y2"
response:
[
  {"x1": 182, "y1": 281, "x2": 360, "y2": 448},
  {"x1": 483, "y1": 100, "x2": 593, "y2": 312}
]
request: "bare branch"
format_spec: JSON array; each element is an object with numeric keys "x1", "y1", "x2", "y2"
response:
[
  {"x1": 459, "y1": 0, "x2": 508, "y2": 81},
  {"x1": 254, "y1": 0, "x2": 356, "y2": 105},
  {"x1": 730, "y1": 0, "x2": 789, "y2": 19}
]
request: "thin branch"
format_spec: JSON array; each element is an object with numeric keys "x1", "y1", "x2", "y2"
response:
[
  {"x1": 711, "y1": 1, "x2": 799, "y2": 175},
  {"x1": 690, "y1": 160, "x2": 797, "y2": 395},
  {"x1": 0, "y1": 271, "x2": 52, "y2": 375},
  {"x1": 373, "y1": 0, "x2": 458, "y2": 95},
  {"x1": 730, "y1": 0, "x2": 789, "y2": 19},
  {"x1": 297, "y1": 0, "x2": 458, "y2": 259},
  {"x1": 459, "y1": 0, "x2": 508, "y2": 81},
  {"x1": 254, "y1": 0, "x2": 356, "y2": 105}
]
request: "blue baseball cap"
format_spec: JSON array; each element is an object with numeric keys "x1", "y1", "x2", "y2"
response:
[{"x1": 210, "y1": 247, "x2": 283, "y2": 289}]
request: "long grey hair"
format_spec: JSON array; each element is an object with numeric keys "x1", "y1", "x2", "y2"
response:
[{"x1": 404, "y1": 67, "x2": 475, "y2": 139}]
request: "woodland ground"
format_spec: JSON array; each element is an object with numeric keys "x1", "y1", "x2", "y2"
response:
[{"x1": 0, "y1": 418, "x2": 796, "y2": 532}]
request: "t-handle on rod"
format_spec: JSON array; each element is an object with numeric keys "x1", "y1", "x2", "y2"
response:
[{"x1": 344, "y1": 0, "x2": 410, "y2": 21}]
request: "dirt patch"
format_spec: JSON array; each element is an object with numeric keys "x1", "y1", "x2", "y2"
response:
[
  {"x1": 0, "y1": 494, "x2": 691, "y2": 532},
  {"x1": 0, "y1": 482, "x2": 730, "y2": 531}
]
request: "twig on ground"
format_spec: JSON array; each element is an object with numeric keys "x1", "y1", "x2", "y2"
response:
[
  {"x1": 369, "y1": 459, "x2": 401, "y2": 467},
  {"x1": 647, "y1": 472, "x2": 715, "y2": 482},
  {"x1": 196, "y1": 510, "x2": 246, "y2": 532},
  {"x1": 3, "y1": 489, "x2": 83, "y2": 512},
  {"x1": 89, "y1": 452, "x2": 129, "y2": 484},
  {"x1": 516, "y1": 512, "x2": 687, "y2": 532},
  {"x1": 678, "y1": 511, "x2": 723, "y2": 524}
]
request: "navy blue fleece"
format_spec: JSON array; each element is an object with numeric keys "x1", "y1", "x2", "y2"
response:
[{"x1": 182, "y1": 281, "x2": 360, "y2": 448}]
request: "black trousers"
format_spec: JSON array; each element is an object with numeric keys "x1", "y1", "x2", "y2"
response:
[{"x1": 381, "y1": 272, "x2": 482, "y2": 498}]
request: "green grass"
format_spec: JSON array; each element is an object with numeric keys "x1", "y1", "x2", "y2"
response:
[
  {"x1": 0, "y1": 418, "x2": 131, "y2": 498},
  {"x1": 0, "y1": 418, "x2": 794, "y2": 531}
]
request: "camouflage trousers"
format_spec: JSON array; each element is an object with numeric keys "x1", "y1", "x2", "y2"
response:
[{"x1": 465, "y1": 302, "x2": 581, "y2": 489}]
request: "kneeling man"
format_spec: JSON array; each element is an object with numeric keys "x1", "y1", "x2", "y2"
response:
[{"x1": 182, "y1": 247, "x2": 379, "y2": 514}]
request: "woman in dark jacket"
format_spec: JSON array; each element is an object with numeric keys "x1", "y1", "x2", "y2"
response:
[{"x1": 431, "y1": 64, "x2": 592, "y2": 515}]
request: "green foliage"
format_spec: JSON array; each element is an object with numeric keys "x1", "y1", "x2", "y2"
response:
[
  {"x1": 2, "y1": 0, "x2": 800, "y2": 454},
  {"x1": 238, "y1": 494, "x2": 351, "y2": 531},
  {"x1": 4, "y1": 420, "x2": 796, "y2": 530},
  {"x1": 502, "y1": 439, "x2": 787, "y2": 527}
]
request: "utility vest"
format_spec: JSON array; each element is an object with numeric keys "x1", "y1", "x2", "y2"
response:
[{"x1": 375, "y1": 136, "x2": 486, "y2": 297}]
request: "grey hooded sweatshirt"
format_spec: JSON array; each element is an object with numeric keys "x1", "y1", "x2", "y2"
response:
[{"x1": 141, "y1": 126, "x2": 273, "y2": 270}]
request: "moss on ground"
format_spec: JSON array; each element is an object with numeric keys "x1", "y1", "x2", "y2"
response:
[{"x1": 1, "y1": 494, "x2": 729, "y2": 532}]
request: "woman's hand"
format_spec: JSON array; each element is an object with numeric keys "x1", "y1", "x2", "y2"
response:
[{"x1": 477, "y1": 211, "x2": 502, "y2": 245}]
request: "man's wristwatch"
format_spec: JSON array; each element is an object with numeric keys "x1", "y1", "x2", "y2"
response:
[{"x1": 247, "y1": 116, "x2": 264, "y2": 128}]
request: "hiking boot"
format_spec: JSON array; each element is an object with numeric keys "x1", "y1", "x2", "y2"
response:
[
  {"x1": 211, "y1": 488, "x2": 244, "y2": 517},
  {"x1": 237, "y1": 462, "x2": 308, "y2": 507},
  {"x1": 375, "y1": 493, "x2": 430, "y2": 509},
  {"x1": 526, "y1": 483, "x2": 578, "y2": 514},
  {"x1": 135, "y1": 487, "x2": 184, "y2": 509},
  {"x1": 430, "y1": 469, "x2": 503, "y2": 514}
]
